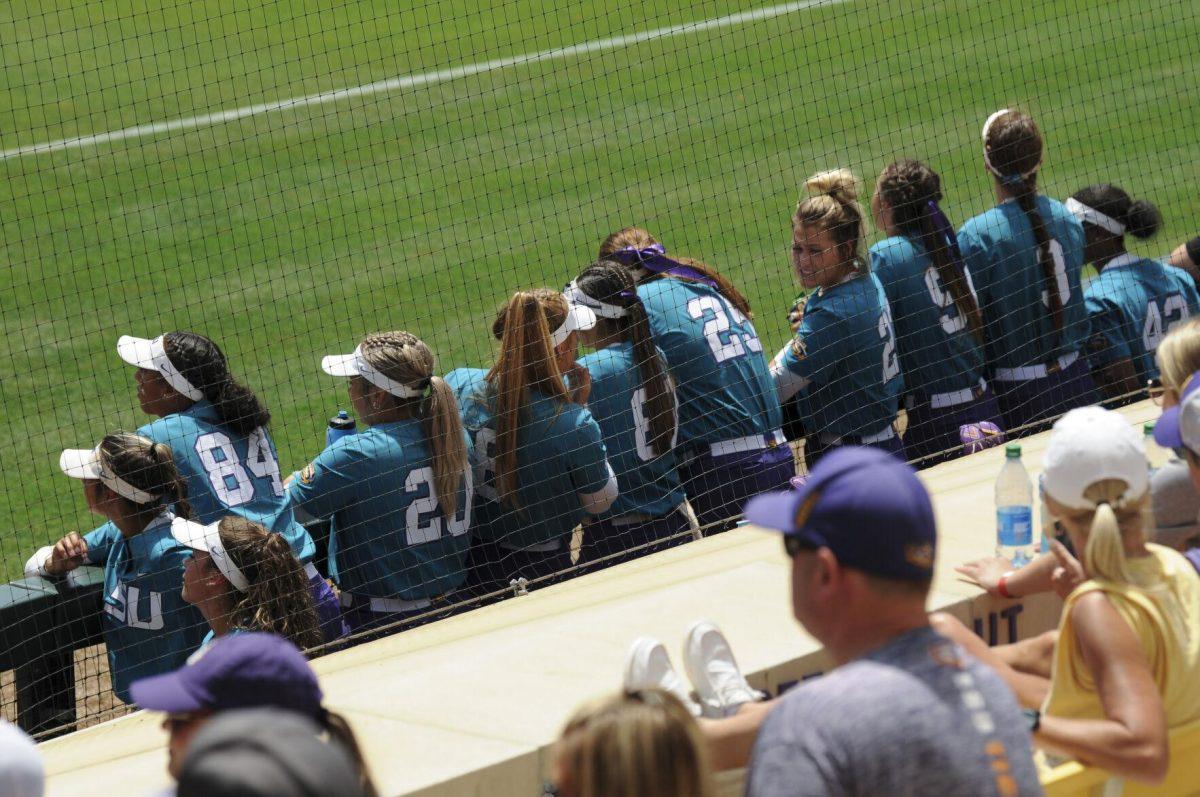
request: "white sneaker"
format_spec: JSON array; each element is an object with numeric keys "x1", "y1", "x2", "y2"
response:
[
  {"x1": 623, "y1": 637, "x2": 701, "y2": 716},
  {"x1": 684, "y1": 620, "x2": 767, "y2": 718}
]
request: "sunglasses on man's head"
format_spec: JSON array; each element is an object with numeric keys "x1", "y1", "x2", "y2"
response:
[{"x1": 783, "y1": 534, "x2": 818, "y2": 557}]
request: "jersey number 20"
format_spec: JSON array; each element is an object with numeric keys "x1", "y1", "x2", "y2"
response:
[{"x1": 404, "y1": 466, "x2": 472, "y2": 545}]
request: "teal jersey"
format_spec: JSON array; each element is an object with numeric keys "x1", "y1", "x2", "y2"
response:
[
  {"x1": 288, "y1": 419, "x2": 473, "y2": 600},
  {"x1": 958, "y1": 197, "x2": 1087, "y2": 369},
  {"x1": 578, "y1": 343, "x2": 683, "y2": 518},
  {"x1": 446, "y1": 368, "x2": 613, "y2": 549},
  {"x1": 84, "y1": 400, "x2": 315, "y2": 566},
  {"x1": 774, "y1": 272, "x2": 903, "y2": 437},
  {"x1": 1084, "y1": 254, "x2": 1200, "y2": 381},
  {"x1": 871, "y1": 236, "x2": 986, "y2": 396},
  {"x1": 636, "y1": 278, "x2": 782, "y2": 447},
  {"x1": 101, "y1": 512, "x2": 206, "y2": 703}
]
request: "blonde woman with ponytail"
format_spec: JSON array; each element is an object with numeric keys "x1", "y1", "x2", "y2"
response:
[
  {"x1": 772, "y1": 169, "x2": 904, "y2": 467},
  {"x1": 28, "y1": 432, "x2": 207, "y2": 703},
  {"x1": 958, "y1": 109, "x2": 1095, "y2": 432},
  {"x1": 933, "y1": 407, "x2": 1200, "y2": 783},
  {"x1": 173, "y1": 515, "x2": 322, "y2": 650},
  {"x1": 289, "y1": 332, "x2": 474, "y2": 633},
  {"x1": 446, "y1": 289, "x2": 617, "y2": 593}
]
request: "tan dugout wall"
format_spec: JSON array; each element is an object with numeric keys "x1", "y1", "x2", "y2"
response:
[{"x1": 39, "y1": 401, "x2": 1160, "y2": 796}]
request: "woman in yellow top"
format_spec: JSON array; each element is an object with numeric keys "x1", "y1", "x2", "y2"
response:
[{"x1": 933, "y1": 405, "x2": 1200, "y2": 784}]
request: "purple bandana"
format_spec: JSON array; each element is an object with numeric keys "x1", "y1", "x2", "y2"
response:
[{"x1": 608, "y1": 243, "x2": 718, "y2": 288}]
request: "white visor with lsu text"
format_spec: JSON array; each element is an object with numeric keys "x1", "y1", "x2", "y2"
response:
[
  {"x1": 321, "y1": 345, "x2": 423, "y2": 398},
  {"x1": 550, "y1": 303, "x2": 598, "y2": 348},
  {"x1": 117, "y1": 335, "x2": 205, "y2": 401},
  {"x1": 59, "y1": 446, "x2": 158, "y2": 505},
  {"x1": 171, "y1": 518, "x2": 250, "y2": 592}
]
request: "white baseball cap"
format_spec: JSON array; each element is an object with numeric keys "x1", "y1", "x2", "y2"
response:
[
  {"x1": 59, "y1": 445, "x2": 158, "y2": 505},
  {"x1": 117, "y1": 335, "x2": 205, "y2": 401},
  {"x1": 320, "y1": 344, "x2": 423, "y2": 398},
  {"x1": 1043, "y1": 407, "x2": 1148, "y2": 509},
  {"x1": 172, "y1": 518, "x2": 250, "y2": 592},
  {"x1": 550, "y1": 303, "x2": 597, "y2": 347}
]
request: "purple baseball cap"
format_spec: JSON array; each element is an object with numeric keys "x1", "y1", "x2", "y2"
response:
[
  {"x1": 744, "y1": 447, "x2": 937, "y2": 581},
  {"x1": 130, "y1": 633, "x2": 324, "y2": 717},
  {"x1": 1154, "y1": 369, "x2": 1200, "y2": 452}
]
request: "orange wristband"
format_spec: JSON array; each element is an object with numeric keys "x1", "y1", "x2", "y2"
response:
[{"x1": 997, "y1": 571, "x2": 1016, "y2": 599}]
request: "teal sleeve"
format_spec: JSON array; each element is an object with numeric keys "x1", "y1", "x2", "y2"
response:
[
  {"x1": 1084, "y1": 296, "x2": 1130, "y2": 366},
  {"x1": 287, "y1": 439, "x2": 367, "y2": 520},
  {"x1": 84, "y1": 522, "x2": 120, "y2": 566},
  {"x1": 568, "y1": 414, "x2": 612, "y2": 494},
  {"x1": 785, "y1": 307, "x2": 842, "y2": 384},
  {"x1": 957, "y1": 229, "x2": 989, "y2": 304}
]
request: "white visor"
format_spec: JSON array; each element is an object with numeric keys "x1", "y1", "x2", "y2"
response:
[
  {"x1": 59, "y1": 446, "x2": 158, "y2": 505},
  {"x1": 550, "y1": 303, "x2": 598, "y2": 348},
  {"x1": 981, "y1": 108, "x2": 1041, "y2": 182},
  {"x1": 321, "y1": 345, "x2": 424, "y2": 398},
  {"x1": 564, "y1": 281, "x2": 627, "y2": 319},
  {"x1": 1042, "y1": 407, "x2": 1148, "y2": 510},
  {"x1": 117, "y1": 335, "x2": 205, "y2": 402},
  {"x1": 171, "y1": 518, "x2": 250, "y2": 592},
  {"x1": 1065, "y1": 198, "x2": 1126, "y2": 236}
]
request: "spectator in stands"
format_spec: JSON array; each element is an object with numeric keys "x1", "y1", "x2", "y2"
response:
[
  {"x1": 172, "y1": 515, "x2": 322, "y2": 649},
  {"x1": 1073, "y1": 184, "x2": 1199, "y2": 402},
  {"x1": 1150, "y1": 319, "x2": 1200, "y2": 571},
  {"x1": 289, "y1": 332, "x2": 473, "y2": 633},
  {"x1": 627, "y1": 447, "x2": 1042, "y2": 794},
  {"x1": 567, "y1": 261, "x2": 699, "y2": 569},
  {"x1": 600, "y1": 228, "x2": 791, "y2": 531},
  {"x1": 130, "y1": 632, "x2": 378, "y2": 796},
  {"x1": 958, "y1": 110, "x2": 1095, "y2": 432},
  {"x1": 547, "y1": 689, "x2": 715, "y2": 797},
  {"x1": 871, "y1": 159, "x2": 1002, "y2": 464},
  {"x1": 771, "y1": 170, "x2": 905, "y2": 467},
  {"x1": 31, "y1": 433, "x2": 206, "y2": 703},
  {"x1": 79, "y1": 332, "x2": 341, "y2": 642},
  {"x1": 0, "y1": 720, "x2": 44, "y2": 797},
  {"x1": 176, "y1": 708, "x2": 368, "y2": 797},
  {"x1": 934, "y1": 407, "x2": 1200, "y2": 783},
  {"x1": 447, "y1": 290, "x2": 617, "y2": 593},
  {"x1": 958, "y1": 455, "x2": 1200, "y2": 598}
]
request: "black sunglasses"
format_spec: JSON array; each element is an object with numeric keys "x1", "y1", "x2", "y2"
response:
[
  {"x1": 1147, "y1": 378, "x2": 1165, "y2": 405},
  {"x1": 783, "y1": 534, "x2": 818, "y2": 557}
]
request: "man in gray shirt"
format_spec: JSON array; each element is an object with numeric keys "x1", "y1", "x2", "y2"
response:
[{"x1": 741, "y1": 447, "x2": 1043, "y2": 797}]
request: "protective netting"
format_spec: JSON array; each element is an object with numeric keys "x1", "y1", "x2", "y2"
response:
[{"x1": 1, "y1": 0, "x2": 1197, "y2": 736}]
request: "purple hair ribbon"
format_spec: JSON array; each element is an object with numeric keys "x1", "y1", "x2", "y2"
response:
[
  {"x1": 609, "y1": 243, "x2": 718, "y2": 288},
  {"x1": 926, "y1": 200, "x2": 970, "y2": 283}
]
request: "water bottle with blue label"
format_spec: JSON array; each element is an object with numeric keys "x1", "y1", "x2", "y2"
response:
[
  {"x1": 326, "y1": 410, "x2": 356, "y2": 447},
  {"x1": 995, "y1": 443, "x2": 1033, "y2": 566}
]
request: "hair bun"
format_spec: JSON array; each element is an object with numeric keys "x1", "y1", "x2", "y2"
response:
[
  {"x1": 1125, "y1": 199, "x2": 1162, "y2": 240},
  {"x1": 804, "y1": 169, "x2": 860, "y2": 204}
]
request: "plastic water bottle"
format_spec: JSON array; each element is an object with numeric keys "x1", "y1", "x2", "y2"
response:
[
  {"x1": 995, "y1": 443, "x2": 1034, "y2": 566},
  {"x1": 1144, "y1": 422, "x2": 1171, "y2": 471},
  {"x1": 326, "y1": 410, "x2": 356, "y2": 447}
]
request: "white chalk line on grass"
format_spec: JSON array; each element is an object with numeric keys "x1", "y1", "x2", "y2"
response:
[{"x1": 1, "y1": 0, "x2": 847, "y2": 160}]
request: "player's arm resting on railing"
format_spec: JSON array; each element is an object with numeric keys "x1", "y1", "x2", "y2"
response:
[
  {"x1": 26, "y1": 532, "x2": 90, "y2": 577},
  {"x1": 1167, "y1": 236, "x2": 1200, "y2": 285},
  {"x1": 1034, "y1": 591, "x2": 1169, "y2": 784}
]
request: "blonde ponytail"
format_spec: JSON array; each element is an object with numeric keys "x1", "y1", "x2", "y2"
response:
[
  {"x1": 1083, "y1": 501, "x2": 1136, "y2": 585},
  {"x1": 1062, "y1": 479, "x2": 1150, "y2": 588},
  {"x1": 425, "y1": 375, "x2": 468, "y2": 520}
]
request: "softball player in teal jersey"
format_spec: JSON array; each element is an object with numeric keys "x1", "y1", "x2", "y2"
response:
[
  {"x1": 1070, "y1": 184, "x2": 1200, "y2": 402},
  {"x1": 871, "y1": 159, "x2": 1002, "y2": 464},
  {"x1": 448, "y1": 289, "x2": 616, "y2": 594},
  {"x1": 600, "y1": 228, "x2": 792, "y2": 531},
  {"x1": 32, "y1": 433, "x2": 205, "y2": 703},
  {"x1": 77, "y1": 332, "x2": 343, "y2": 642},
  {"x1": 772, "y1": 170, "x2": 904, "y2": 468},
  {"x1": 290, "y1": 332, "x2": 474, "y2": 633},
  {"x1": 567, "y1": 260, "x2": 697, "y2": 569},
  {"x1": 958, "y1": 109, "x2": 1095, "y2": 431}
]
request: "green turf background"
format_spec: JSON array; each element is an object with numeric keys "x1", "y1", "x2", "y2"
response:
[{"x1": 0, "y1": 0, "x2": 1196, "y2": 578}]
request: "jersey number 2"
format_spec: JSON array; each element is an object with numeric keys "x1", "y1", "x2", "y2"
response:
[
  {"x1": 878, "y1": 305, "x2": 900, "y2": 384},
  {"x1": 687, "y1": 296, "x2": 763, "y2": 363}
]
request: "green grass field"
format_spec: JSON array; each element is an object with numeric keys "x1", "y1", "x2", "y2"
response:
[{"x1": 0, "y1": 0, "x2": 1196, "y2": 578}]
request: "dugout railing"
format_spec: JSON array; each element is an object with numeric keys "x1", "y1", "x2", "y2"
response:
[{"x1": 0, "y1": 567, "x2": 105, "y2": 738}]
